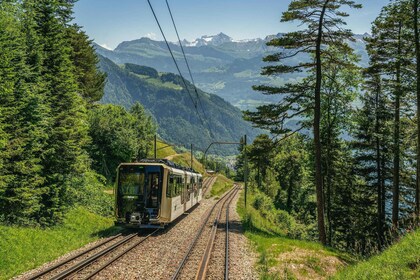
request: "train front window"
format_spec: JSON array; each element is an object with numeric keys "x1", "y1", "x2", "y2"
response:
[{"x1": 118, "y1": 166, "x2": 145, "y2": 197}]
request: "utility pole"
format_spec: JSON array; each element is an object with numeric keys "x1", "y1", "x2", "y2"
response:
[
  {"x1": 154, "y1": 134, "x2": 157, "y2": 159},
  {"x1": 191, "y1": 144, "x2": 193, "y2": 169},
  {"x1": 244, "y1": 134, "x2": 248, "y2": 208}
]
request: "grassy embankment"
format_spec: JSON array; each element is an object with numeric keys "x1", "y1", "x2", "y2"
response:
[
  {"x1": 333, "y1": 229, "x2": 420, "y2": 280},
  {"x1": 237, "y1": 189, "x2": 354, "y2": 280},
  {"x1": 209, "y1": 174, "x2": 234, "y2": 198},
  {"x1": 0, "y1": 207, "x2": 120, "y2": 280}
]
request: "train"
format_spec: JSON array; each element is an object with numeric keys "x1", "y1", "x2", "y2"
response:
[{"x1": 114, "y1": 159, "x2": 203, "y2": 228}]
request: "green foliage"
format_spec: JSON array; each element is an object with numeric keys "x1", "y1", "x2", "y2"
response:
[
  {"x1": 0, "y1": 0, "x2": 116, "y2": 226},
  {"x1": 249, "y1": 189, "x2": 309, "y2": 239},
  {"x1": 0, "y1": 207, "x2": 120, "y2": 280},
  {"x1": 88, "y1": 103, "x2": 156, "y2": 181},
  {"x1": 334, "y1": 229, "x2": 420, "y2": 280},
  {"x1": 67, "y1": 171, "x2": 114, "y2": 217},
  {"x1": 0, "y1": 1, "x2": 49, "y2": 226},
  {"x1": 248, "y1": 134, "x2": 273, "y2": 188},
  {"x1": 124, "y1": 63, "x2": 159, "y2": 78},
  {"x1": 67, "y1": 24, "x2": 106, "y2": 105}
]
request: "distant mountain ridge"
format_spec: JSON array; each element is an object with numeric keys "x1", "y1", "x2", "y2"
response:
[{"x1": 95, "y1": 32, "x2": 369, "y2": 110}]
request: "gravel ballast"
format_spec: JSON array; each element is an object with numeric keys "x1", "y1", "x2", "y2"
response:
[{"x1": 15, "y1": 182, "x2": 257, "y2": 280}]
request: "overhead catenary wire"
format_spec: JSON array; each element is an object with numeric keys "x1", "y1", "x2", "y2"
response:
[
  {"x1": 146, "y1": 0, "x2": 215, "y2": 138},
  {"x1": 165, "y1": 0, "x2": 212, "y2": 135}
]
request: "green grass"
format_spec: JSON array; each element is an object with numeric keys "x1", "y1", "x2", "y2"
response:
[
  {"x1": 148, "y1": 139, "x2": 178, "y2": 159},
  {"x1": 237, "y1": 189, "x2": 353, "y2": 279},
  {"x1": 333, "y1": 229, "x2": 420, "y2": 280},
  {"x1": 170, "y1": 153, "x2": 206, "y2": 174},
  {"x1": 209, "y1": 174, "x2": 234, "y2": 197},
  {"x1": 0, "y1": 207, "x2": 121, "y2": 280}
]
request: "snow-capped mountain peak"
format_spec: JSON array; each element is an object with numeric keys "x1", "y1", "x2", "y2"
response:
[{"x1": 185, "y1": 32, "x2": 233, "y2": 47}]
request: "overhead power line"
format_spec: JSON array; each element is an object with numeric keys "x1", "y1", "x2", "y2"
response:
[
  {"x1": 146, "y1": 0, "x2": 215, "y2": 139},
  {"x1": 165, "y1": 0, "x2": 209, "y2": 122}
]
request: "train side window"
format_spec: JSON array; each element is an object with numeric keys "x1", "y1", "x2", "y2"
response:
[
  {"x1": 167, "y1": 174, "x2": 174, "y2": 198},
  {"x1": 176, "y1": 176, "x2": 182, "y2": 196}
]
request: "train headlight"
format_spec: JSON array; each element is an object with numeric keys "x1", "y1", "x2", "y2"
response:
[{"x1": 130, "y1": 212, "x2": 141, "y2": 223}]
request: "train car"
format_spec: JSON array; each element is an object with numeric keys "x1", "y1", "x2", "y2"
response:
[{"x1": 115, "y1": 159, "x2": 203, "y2": 228}]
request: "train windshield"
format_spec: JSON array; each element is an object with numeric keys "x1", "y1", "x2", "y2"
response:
[{"x1": 118, "y1": 166, "x2": 145, "y2": 197}]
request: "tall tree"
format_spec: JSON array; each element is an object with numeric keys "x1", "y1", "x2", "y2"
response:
[
  {"x1": 67, "y1": 24, "x2": 106, "y2": 105},
  {"x1": 414, "y1": 0, "x2": 420, "y2": 219},
  {"x1": 248, "y1": 134, "x2": 273, "y2": 189},
  {"x1": 0, "y1": 1, "x2": 49, "y2": 225},
  {"x1": 32, "y1": 0, "x2": 91, "y2": 224},
  {"x1": 88, "y1": 103, "x2": 156, "y2": 182},
  {"x1": 371, "y1": 2, "x2": 413, "y2": 228},
  {"x1": 318, "y1": 46, "x2": 360, "y2": 245},
  {"x1": 245, "y1": 0, "x2": 361, "y2": 244}
]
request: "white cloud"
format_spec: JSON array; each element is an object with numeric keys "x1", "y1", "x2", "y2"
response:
[
  {"x1": 99, "y1": 43, "x2": 112, "y2": 50},
  {"x1": 145, "y1": 32, "x2": 157, "y2": 40}
]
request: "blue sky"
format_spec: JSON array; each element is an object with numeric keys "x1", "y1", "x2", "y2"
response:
[{"x1": 73, "y1": 0, "x2": 390, "y2": 50}]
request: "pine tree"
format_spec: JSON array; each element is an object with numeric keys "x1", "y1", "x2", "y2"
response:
[
  {"x1": 414, "y1": 0, "x2": 420, "y2": 219},
  {"x1": 130, "y1": 102, "x2": 156, "y2": 161},
  {"x1": 32, "y1": 0, "x2": 91, "y2": 224},
  {"x1": 245, "y1": 0, "x2": 361, "y2": 244},
  {"x1": 248, "y1": 134, "x2": 273, "y2": 189},
  {"x1": 369, "y1": 1, "x2": 414, "y2": 229},
  {"x1": 67, "y1": 24, "x2": 105, "y2": 105},
  {"x1": 234, "y1": 136, "x2": 246, "y2": 181},
  {"x1": 318, "y1": 46, "x2": 360, "y2": 246},
  {"x1": 0, "y1": 1, "x2": 49, "y2": 225}
]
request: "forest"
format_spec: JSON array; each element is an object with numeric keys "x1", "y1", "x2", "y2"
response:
[
  {"x1": 0, "y1": 0, "x2": 156, "y2": 226},
  {"x1": 239, "y1": 0, "x2": 420, "y2": 255}
]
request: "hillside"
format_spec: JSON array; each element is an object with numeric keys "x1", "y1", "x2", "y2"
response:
[
  {"x1": 94, "y1": 33, "x2": 368, "y2": 110},
  {"x1": 98, "y1": 56, "x2": 259, "y2": 155},
  {"x1": 334, "y1": 229, "x2": 420, "y2": 279}
]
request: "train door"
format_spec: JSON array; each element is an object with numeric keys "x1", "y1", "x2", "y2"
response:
[
  {"x1": 182, "y1": 173, "x2": 188, "y2": 212},
  {"x1": 191, "y1": 176, "x2": 196, "y2": 204},
  {"x1": 145, "y1": 166, "x2": 163, "y2": 219}
]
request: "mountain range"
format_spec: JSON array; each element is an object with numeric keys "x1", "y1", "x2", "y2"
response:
[
  {"x1": 95, "y1": 32, "x2": 369, "y2": 110},
  {"x1": 97, "y1": 55, "x2": 260, "y2": 155}
]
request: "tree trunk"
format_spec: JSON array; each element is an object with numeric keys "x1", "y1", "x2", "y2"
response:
[
  {"x1": 287, "y1": 175, "x2": 293, "y2": 212},
  {"x1": 326, "y1": 95, "x2": 332, "y2": 246},
  {"x1": 375, "y1": 76, "x2": 384, "y2": 249},
  {"x1": 392, "y1": 21, "x2": 402, "y2": 229},
  {"x1": 314, "y1": 0, "x2": 329, "y2": 245},
  {"x1": 414, "y1": 0, "x2": 420, "y2": 219}
]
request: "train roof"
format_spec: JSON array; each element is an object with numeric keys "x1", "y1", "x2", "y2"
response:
[{"x1": 121, "y1": 159, "x2": 200, "y2": 174}]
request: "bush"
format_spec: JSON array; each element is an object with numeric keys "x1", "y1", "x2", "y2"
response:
[
  {"x1": 253, "y1": 192, "x2": 274, "y2": 213},
  {"x1": 250, "y1": 190, "x2": 309, "y2": 239},
  {"x1": 67, "y1": 171, "x2": 114, "y2": 217}
]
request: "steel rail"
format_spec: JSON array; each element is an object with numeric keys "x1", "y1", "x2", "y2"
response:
[
  {"x1": 50, "y1": 233, "x2": 138, "y2": 280},
  {"x1": 170, "y1": 186, "x2": 237, "y2": 280},
  {"x1": 202, "y1": 176, "x2": 217, "y2": 196},
  {"x1": 225, "y1": 185, "x2": 236, "y2": 280},
  {"x1": 195, "y1": 187, "x2": 238, "y2": 280},
  {"x1": 83, "y1": 229, "x2": 159, "y2": 279},
  {"x1": 27, "y1": 233, "x2": 123, "y2": 280}
]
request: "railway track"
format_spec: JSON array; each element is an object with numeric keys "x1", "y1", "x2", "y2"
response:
[
  {"x1": 202, "y1": 176, "x2": 217, "y2": 196},
  {"x1": 171, "y1": 185, "x2": 239, "y2": 280},
  {"x1": 27, "y1": 229, "x2": 158, "y2": 280}
]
